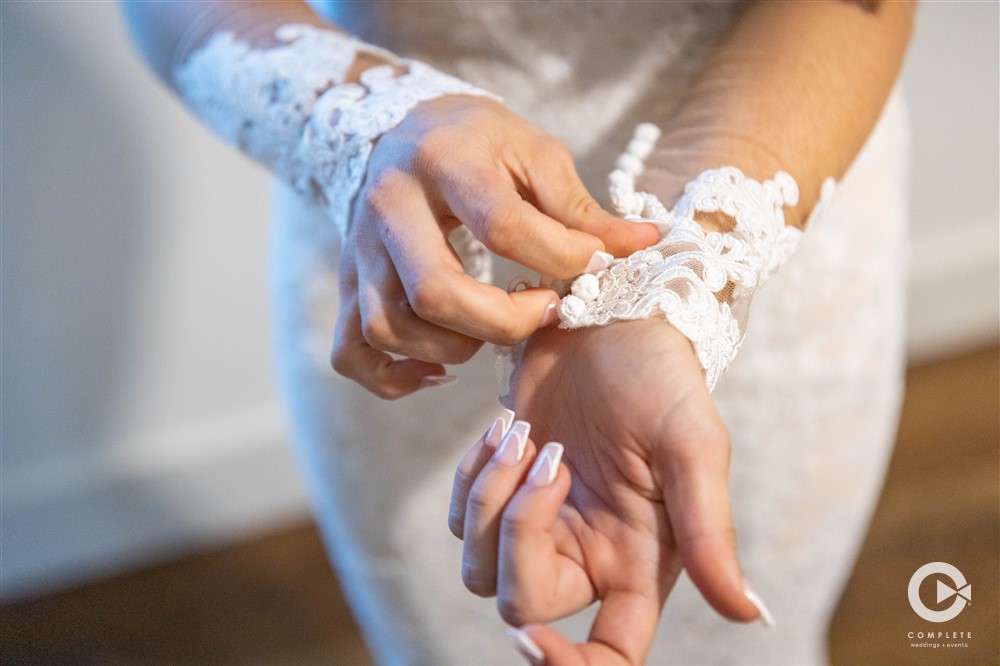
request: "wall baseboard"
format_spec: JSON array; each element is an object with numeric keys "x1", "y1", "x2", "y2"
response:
[
  {"x1": 906, "y1": 221, "x2": 999, "y2": 363},
  {"x1": 1, "y1": 404, "x2": 311, "y2": 602}
]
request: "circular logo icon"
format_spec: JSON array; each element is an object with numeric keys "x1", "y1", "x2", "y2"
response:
[{"x1": 908, "y1": 562, "x2": 971, "y2": 622}]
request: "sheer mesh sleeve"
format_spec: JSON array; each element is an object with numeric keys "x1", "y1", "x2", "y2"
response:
[
  {"x1": 551, "y1": 124, "x2": 837, "y2": 391},
  {"x1": 174, "y1": 23, "x2": 498, "y2": 280}
]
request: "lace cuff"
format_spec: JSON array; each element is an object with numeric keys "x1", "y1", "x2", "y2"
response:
[
  {"x1": 174, "y1": 24, "x2": 499, "y2": 261},
  {"x1": 556, "y1": 124, "x2": 837, "y2": 391}
]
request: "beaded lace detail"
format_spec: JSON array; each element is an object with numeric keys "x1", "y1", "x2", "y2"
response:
[
  {"x1": 555, "y1": 124, "x2": 837, "y2": 391},
  {"x1": 175, "y1": 23, "x2": 497, "y2": 278}
]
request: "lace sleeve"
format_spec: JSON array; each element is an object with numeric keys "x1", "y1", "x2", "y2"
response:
[
  {"x1": 551, "y1": 124, "x2": 837, "y2": 391},
  {"x1": 173, "y1": 23, "x2": 498, "y2": 278}
]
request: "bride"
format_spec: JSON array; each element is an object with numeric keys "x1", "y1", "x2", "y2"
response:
[{"x1": 124, "y1": 2, "x2": 916, "y2": 663}]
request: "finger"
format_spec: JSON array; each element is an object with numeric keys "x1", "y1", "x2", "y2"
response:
[
  {"x1": 462, "y1": 420, "x2": 535, "y2": 597},
  {"x1": 521, "y1": 143, "x2": 660, "y2": 257},
  {"x1": 438, "y1": 166, "x2": 607, "y2": 279},
  {"x1": 497, "y1": 443, "x2": 595, "y2": 626},
  {"x1": 509, "y1": 613, "x2": 656, "y2": 666},
  {"x1": 380, "y1": 203, "x2": 561, "y2": 345},
  {"x1": 356, "y1": 240, "x2": 483, "y2": 364},
  {"x1": 582, "y1": 589, "x2": 663, "y2": 665},
  {"x1": 661, "y1": 428, "x2": 766, "y2": 625},
  {"x1": 449, "y1": 408, "x2": 516, "y2": 539},
  {"x1": 508, "y1": 625, "x2": 576, "y2": 666},
  {"x1": 330, "y1": 259, "x2": 448, "y2": 400}
]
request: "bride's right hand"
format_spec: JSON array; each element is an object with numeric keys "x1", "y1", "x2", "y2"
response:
[{"x1": 330, "y1": 95, "x2": 659, "y2": 399}]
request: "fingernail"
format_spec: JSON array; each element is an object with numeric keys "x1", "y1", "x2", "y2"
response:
[
  {"x1": 743, "y1": 581, "x2": 776, "y2": 628},
  {"x1": 584, "y1": 250, "x2": 613, "y2": 274},
  {"x1": 484, "y1": 417, "x2": 506, "y2": 448},
  {"x1": 494, "y1": 420, "x2": 530, "y2": 466},
  {"x1": 507, "y1": 275, "x2": 534, "y2": 293},
  {"x1": 419, "y1": 374, "x2": 457, "y2": 389},
  {"x1": 506, "y1": 627, "x2": 544, "y2": 665},
  {"x1": 528, "y1": 442, "x2": 563, "y2": 486},
  {"x1": 538, "y1": 300, "x2": 560, "y2": 328},
  {"x1": 499, "y1": 408, "x2": 516, "y2": 433}
]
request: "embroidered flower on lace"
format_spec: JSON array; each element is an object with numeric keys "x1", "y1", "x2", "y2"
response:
[
  {"x1": 175, "y1": 23, "x2": 497, "y2": 279},
  {"x1": 556, "y1": 124, "x2": 837, "y2": 391}
]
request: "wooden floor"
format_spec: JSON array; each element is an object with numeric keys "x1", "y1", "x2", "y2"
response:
[{"x1": 2, "y1": 348, "x2": 997, "y2": 665}]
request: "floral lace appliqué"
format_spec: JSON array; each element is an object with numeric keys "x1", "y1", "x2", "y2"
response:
[
  {"x1": 557, "y1": 124, "x2": 837, "y2": 390},
  {"x1": 175, "y1": 23, "x2": 497, "y2": 280}
]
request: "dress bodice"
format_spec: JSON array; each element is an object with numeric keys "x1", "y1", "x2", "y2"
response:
[{"x1": 310, "y1": 1, "x2": 746, "y2": 195}]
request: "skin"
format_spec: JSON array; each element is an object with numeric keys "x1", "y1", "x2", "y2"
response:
[
  {"x1": 451, "y1": 322, "x2": 747, "y2": 665},
  {"x1": 124, "y1": 1, "x2": 918, "y2": 661},
  {"x1": 450, "y1": 2, "x2": 917, "y2": 662},
  {"x1": 121, "y1": 0, "x2": 659, "y2": 400},
  {"x1": 331, "y1": 94, "x2": 659, "y2": 398}
]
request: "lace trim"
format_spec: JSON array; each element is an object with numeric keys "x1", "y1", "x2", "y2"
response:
[
  {"x1": 175, "y1": 23, "x2": 498, "y2": 278},
  {"x1": 555, "y1": 124, "x2": 837, "y2": 391}
]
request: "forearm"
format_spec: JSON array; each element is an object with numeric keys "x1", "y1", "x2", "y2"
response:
[
  {"x1": 643, "y1": 0, "x2": 917, "y2": 228},
  {"x1": 121, "y1": 1, "x2": 389, "y2": 89},
  {"x1": 122, "y1": 0, "x2": 496, "y2": 245}
]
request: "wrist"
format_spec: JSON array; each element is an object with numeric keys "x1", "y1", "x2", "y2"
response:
[
  {"x1": 637, "y1": 127, "x2": 823, "y2": 231},
  {"x1": 556, "y1": 124, "x2": 813, "y2": 391},
  {"x1": 638, "y1": 132, "x2": 802, "y2": 231}
]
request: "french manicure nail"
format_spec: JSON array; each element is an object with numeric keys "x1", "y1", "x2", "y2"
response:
[
  {"x1": 528, "y1": 442, "x2": 564, "y2": 486},
  {"x1": 507, "y1": 275, "x2": 535, "y2": 293},
  {"x1": 484, "y1": 416, "x2": 506, "y2": 448},
  {"x1": 538, "y1": 300, "x2": 560, "y2": 328},
  {"x1": 494, "y1": 420, "x2": 530, "y2": 466},
  {"x1": 419, "y1": 374, "x2": 457, "y2": 389},
  {"x1": 743, "y1": 581, "x2": 776, "y2": 628},
  {"x1": 498, "y1": 408, "x2": 515, "y2": 434},
  {"x1": 506, "y1": 627, "x2": 544, "y2": 664},
  {"x1": 584, "y1": 250, "x2": 614, "y2": 273}
]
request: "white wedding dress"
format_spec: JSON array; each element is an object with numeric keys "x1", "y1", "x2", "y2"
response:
[{"x1": 266, "y1": 2, "x2": 909, "y2": 663}]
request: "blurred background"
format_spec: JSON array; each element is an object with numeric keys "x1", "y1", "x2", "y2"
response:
[{"x1": 1, "y1": 2, "x2": 997, "y2": 664}]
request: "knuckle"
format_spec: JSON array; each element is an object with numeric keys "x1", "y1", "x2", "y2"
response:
[
  {"x1": 548, "y1": 137, "x2": 575, "y2": 165},
  {"x1": 500, "y1": 508, "x2": 531, "y2": 540},
  {"x1": 438, "y1": 339, "x2": 483, "y2": 365},
  {"x1": 361, "y1": 170, "x2": 409, "y2": 217},
  {"x1": 412, "y1": 129, "x2": 452, "y2": 174},
  {"x1": 372, "y1": 380, "x2": 407, "y2": 401},
  {"x1": 491, "y1": 318, "x2": 525, "y2": 347},
  {"x1": 409, "y1": 277, "x2": 449, "y2": 321},
  {"x1": 360, "y1": 315, "x2": 393, "y2": 350},
  {"x1": 329, "y1": 344, "x2": 352, "y2": 378},
  {"x1": 497, "y1": 595, "x2": 529, "y2": 627},
  {"x1": 360, "y1": 184, "x2": 390, "y2": 218},
  {"x1": 481, "y1": 203, "x2": 519, "y2": 253},
  {"x1": 529, "y1": 131, "x2": 573, "y2": 168},
  {"x1": 465, "y1": 485, "x2": 493, "y2": 517},
  {"x1": 462, "y1": 562, "x2": 496, "y2": 598},
  {"x1": 569, "y1": 190, "x2": 601, "y2": 218}
]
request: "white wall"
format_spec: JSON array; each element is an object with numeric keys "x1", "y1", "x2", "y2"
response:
[
  {"x1": 902, "y1": 3, "x2": 999, "y2": 361},
  {"x1": 1, "y1": 2, "x2": 997, "y2": 600},
  {"x1": 1, "y1": 2, "x2": 309, "y2": 600}
]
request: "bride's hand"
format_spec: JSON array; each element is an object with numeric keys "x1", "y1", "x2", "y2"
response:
[
  {"x1": 330, "y1": 95, "x2": 659, "y2": 399},
  {"x1": 449, "y1": 320, "x2": 770, "y2": 664}
]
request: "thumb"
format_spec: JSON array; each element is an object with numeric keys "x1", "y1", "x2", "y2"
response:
[
  {"x1": 507, "y1": 585, "x2": 663, "y2": 666},
  {"x1": 508, "y1": 625, "x2": 579, "y2": 666},
  {"x1": 526, "y1": 146, "x2": 659, "y2": 256},
  {"x1": 660, "y1": 428, "x2": 774, "y2": 626}
]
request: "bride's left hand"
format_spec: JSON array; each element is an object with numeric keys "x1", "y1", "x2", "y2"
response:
[{"x1": 449, "y1": 319, "x2": 770, "y2": 665}]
